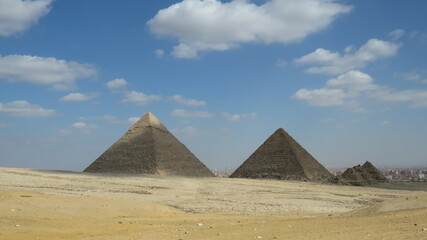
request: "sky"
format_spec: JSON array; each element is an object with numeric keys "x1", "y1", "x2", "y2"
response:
[{"x1": 0, "y1": 0, "x2": 427, "y2": 172}]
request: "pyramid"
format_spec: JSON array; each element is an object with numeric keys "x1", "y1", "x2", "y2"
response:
[
  {"x1": 84, "y1": 112, "x2": 214, "y2": 177},
  {"x1": 340, "y1": 161, "x2": 387, "y2": 186},
  {"x1": 230, "y1": 128, "x2": 332, "y2": 181}
]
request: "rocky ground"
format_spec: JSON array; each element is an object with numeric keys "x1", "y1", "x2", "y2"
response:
[{"x1": 1, "y1": 167, "x2": 427, "y2": 240}]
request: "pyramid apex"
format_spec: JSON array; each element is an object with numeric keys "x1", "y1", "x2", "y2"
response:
[
  {"x1": 275, "y1": 128, "x2": 286, "y2": 133},
  {"x1": 273, "y1": 128, "x2": 288, "y2": 136},
  {"x1": 129, "y1": 112, "x2": 167, "y2": 131}
]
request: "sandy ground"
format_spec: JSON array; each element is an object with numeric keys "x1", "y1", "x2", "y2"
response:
[{"x1": 1, "y1": 167, "x2": 427, "y2": 240}]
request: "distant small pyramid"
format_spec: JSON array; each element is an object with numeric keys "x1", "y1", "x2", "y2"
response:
[
  {"x1": 230, "y1": 128, "x2": 332, "y2": 181},
  {"x1": 84, "y1": 112, "x2": 214, "y2": 177},
  {"x1": 341, "y1": 161, "x2": 387, "y2": 186}
]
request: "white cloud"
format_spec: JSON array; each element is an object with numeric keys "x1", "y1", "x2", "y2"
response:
[
  {"x1": 0, "y1": 100, "x2": 57, "y2": 117},
  {"x1": 128, "y1": 117, "x2": 140, "y2": 124},
  {"x1": 294, "y1": 70, "x2": 427, "y2": 110},
  {"x1": 221, "y1": 112, "x2": 258, "y2": 122},
  {"x1": 0, "y1": 123, "x2": 8, "y2": 128},
  {"x1": 59, "y1": 92, "x2": 99, "y2": 102},
  {"x1": 326, "y1": 70, "x2": 377, "y2": 91},
  {"x1": 292, "y1": 88, "x2": 348, "y2": 106},
  {"x1": 389, "y1": 29, "x2": 405, "y2": 41},
  {"x1": 154, "y1": 49, "x2": 165, "y2": 58},
  {"x1": 122, "y1": 91, "x2": 162, "y2": 106},
  {"x1": 170, "y1": 94, "x2": 206, "y2": 106},
  {"x1": 148, "y1": 0, "x2": 352, "y2": 58},
  {"x1": 372, "y1": 89, "x2": 427, "y2": 108},
  {"x1": 72, "y1": 122, "x2": 87, "y2": 128},
  {"x1": 293, "y1": 71, "x2": 379, "y2": 108},
  {"x1": 221, "y1": 112, "x2": 240, "y2": 122},
  {"x1": 106, "y1": 78, "x2": 128, "y2": 89},
  {"x1": 0, "y1": 54, "x2": 97, "y2": 90},
  {"x1": 0, "y1": 0, "x2": 52, "y2": 37},
  {"x1": 60, "y1": 121, "x2": 99, "y2": 134},
  {"x1": 171, "y1": 109, "x2": 213, "y2": 118},
  {"x1": 275, "y1": 58, "x2": 287, "y2": 68},
  {"x1": 294, "y1": 38, "x2": 400, "y2": 74}
]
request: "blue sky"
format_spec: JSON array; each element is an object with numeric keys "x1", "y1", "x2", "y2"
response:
[{"x1": 0, "y1": 0, "x2": 426, "y2": 171}]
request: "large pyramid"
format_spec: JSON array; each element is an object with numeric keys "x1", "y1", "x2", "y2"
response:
[
  {"x1": 84, "y1": 112, "x2": 214, "y2": 177},
  {"x1": 230, "y1": 128, "x2": 332, "y2": 181}
]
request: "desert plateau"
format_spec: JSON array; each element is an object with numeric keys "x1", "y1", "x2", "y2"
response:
[{"x1": 1, "y1": 167, "x2": 427, "y2": 240}]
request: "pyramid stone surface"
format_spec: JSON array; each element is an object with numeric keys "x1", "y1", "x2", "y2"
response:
[
  {"x1": 341, "y1": 161, "x2": 387, "y2": 186},
  {"x1": 230, "y1": 128, "x2": 332, "y2": 181},
  {"x1": 84, "y1": 112, "x2": 214, "y2": 177}
]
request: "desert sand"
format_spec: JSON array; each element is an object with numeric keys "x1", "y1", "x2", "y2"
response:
[{"x1": 1, "y1": 167, "x2": 427, "y2": 240}]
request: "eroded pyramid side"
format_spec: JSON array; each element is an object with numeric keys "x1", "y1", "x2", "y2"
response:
[{"x1": 340, "y1": 161, "x2": 387, "y2": 186}]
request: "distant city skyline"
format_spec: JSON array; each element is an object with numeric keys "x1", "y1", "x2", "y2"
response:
[{"x1": 1, "y1": 0, "x2": 426, "y2": 171}]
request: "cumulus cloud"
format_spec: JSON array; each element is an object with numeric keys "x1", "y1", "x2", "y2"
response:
[
  {"x1": 294, "y1": 38, "x2": 400, "y2": 74},
  {"x1": 60, "y1": 121, "x2": 99, "y2": 134},
  {"x1": 0, "y1": 0, "x2": 52, "y2": 37},
  {"x1": 171, "y1": 109, "x2": 213, "y2": 118},
  {"x1": 325, "y1": 70, "x2": 377, "y2": 91},
  {"x1": 293, "y1": 88, "x2": 348, "y2": 107},
  {"x1": 106, "y1": 78, "x2": 128, "y2": 89},
  {"x1": 221, "y1": 112, "x2": 258, "y2": 122},
  {"x1": 293, "y1": 70, "x2": 427, "y2": 110},
  {"x1": 0, "y1": 54, "x2": 97, "y2": 90},
  {"x1": 122, "y1": 91, "x2": 162, "y2": 106},
  {"x1": 59, "y1": 92, "x2": 99, "y2": 102},
  {"x1": 293, "y1": 71, "x2": 378, "y2": 109},
  {"x1": 0, "y1": 100, "x2": 57, "y2": 117},
  {"x1": 170, "y1": 94, "x2": 206, "y2": 106},
  {"x1": 148, "y1": 0, "x2": 352, "y2": 58},
  {"x1": 389, "y1": 29, "x2": 405, "y2": 41}
]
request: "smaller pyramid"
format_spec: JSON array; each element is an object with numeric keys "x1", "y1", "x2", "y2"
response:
[
  {"x1": 341, "y1": 161, "x2": 387, "y2": 186},
  {"x1": 84, "y1": 112, "x2": 214, "y2": 177},
  {"x1": 230, "y1": 128, "x2": 332, "y2": 181}
]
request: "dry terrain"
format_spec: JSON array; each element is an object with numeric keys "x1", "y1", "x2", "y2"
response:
[{"x1": 1, "y1": 167, "x2": 427, "y2": 240}]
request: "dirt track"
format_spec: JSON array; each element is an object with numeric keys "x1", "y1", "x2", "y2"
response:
[{"x1": 1, "y1": 167, "x2": 427, "y2": 239}]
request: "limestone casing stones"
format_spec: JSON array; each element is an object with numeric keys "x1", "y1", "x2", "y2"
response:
[{"x1": 84, "y1": 112, "x2": 214, "y2": 177}]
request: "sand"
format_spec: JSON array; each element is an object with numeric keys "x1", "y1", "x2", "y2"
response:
[{"x1": 1, "y1": 167, "x2": 427, "y2": 240}]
